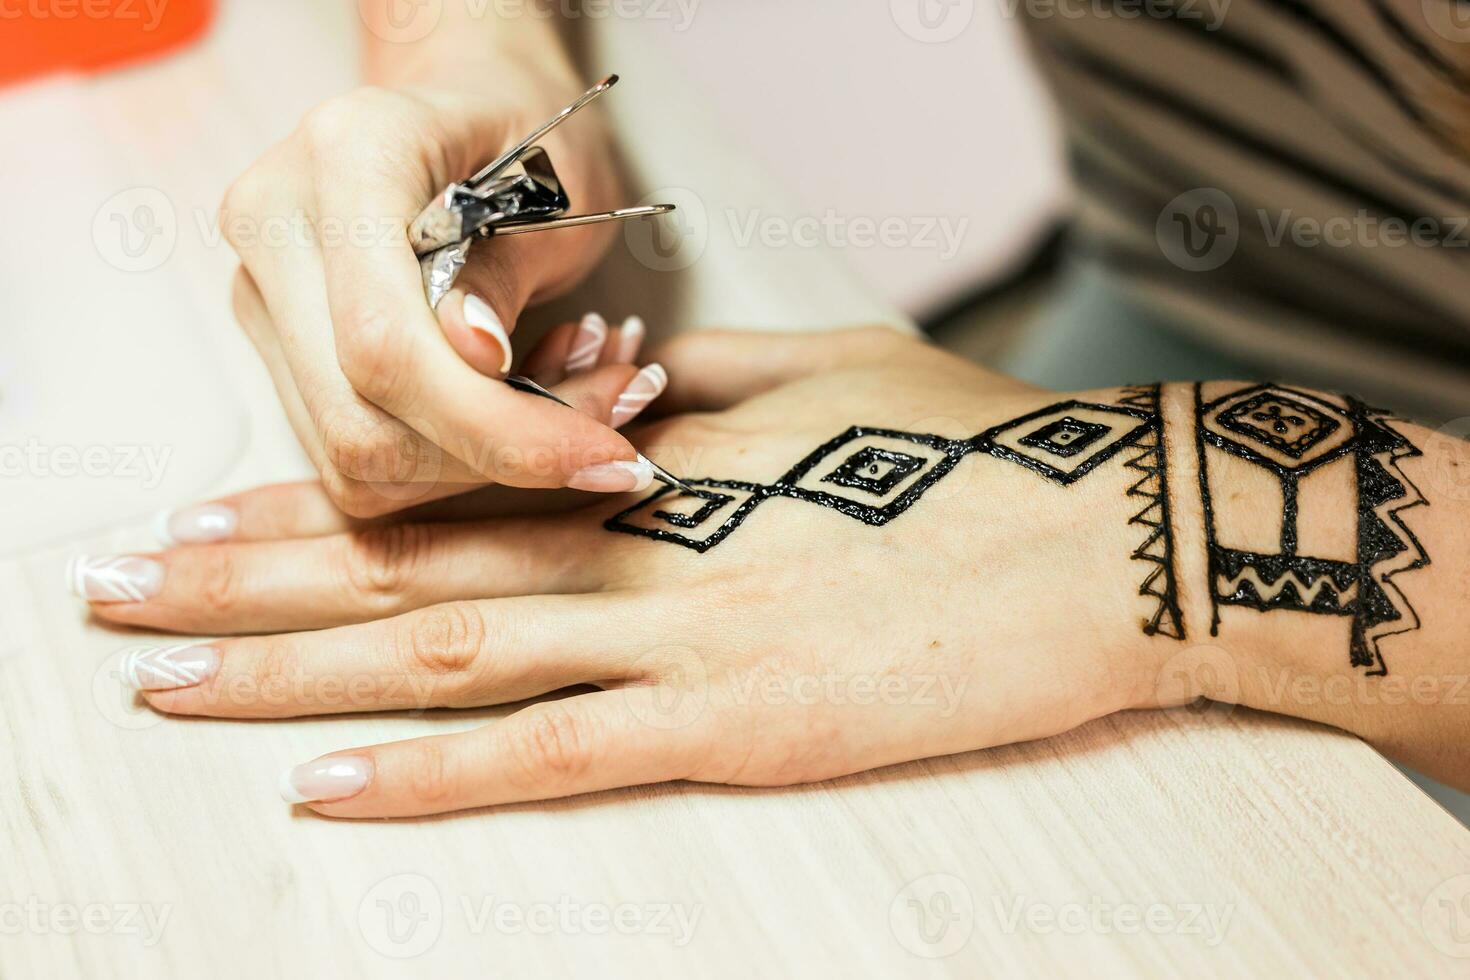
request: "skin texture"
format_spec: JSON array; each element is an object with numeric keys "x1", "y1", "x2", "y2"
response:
[{"x1": 83, "y1": 330, "x2": 1470, "y2": 818}]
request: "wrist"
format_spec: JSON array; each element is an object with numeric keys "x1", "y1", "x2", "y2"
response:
[{"x1": 1136, "y1": 383, "x2": 1457, "y2": 747}]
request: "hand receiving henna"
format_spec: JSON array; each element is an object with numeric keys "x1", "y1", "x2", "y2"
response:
[{"x1": 73, "y1": 329, "x2": 1461, "y2": 816}]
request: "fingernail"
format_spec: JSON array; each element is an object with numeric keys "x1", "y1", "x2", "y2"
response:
[
  {"x1": 464, "y1": 294, "x2": 513, "y2": 374},
  {"x1": 564, "y1": 312, "x2": 608, "y2": 373},
  {"x1": 68, "y1": 555, "x2": 165, "y2": 603},
  {"x1": 567, "y1": 458, "x2": 654, "y2": 493},
  {"x1": 614, "y1": 315, "x2": 646, "y2": 364},
  {"x1": 154, "y1": 503, "x2": 237, "y2": 546},
  {"x1": 119, "y1": 643, "x2": 220, "y2": 691},
  {"x1": 279, "y1": 755, "x2": 373, "y2": 805},
  {"x1": 611, "y1": 362, "x2": 668, "y2": 428}
]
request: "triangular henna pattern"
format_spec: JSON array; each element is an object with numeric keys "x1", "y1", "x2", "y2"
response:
[{"x1": 1121, "y1": 385, "x2": 1185, "y2": 640}]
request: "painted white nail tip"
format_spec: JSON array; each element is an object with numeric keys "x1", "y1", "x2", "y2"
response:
[
  {"x1": 69, "y1": 555, "x2": 165, "y2": 602},
  {"x1": 278, "y1": 769, "x2": 311, "y2": 805},
  {"x1": 464, "y1": 294, "x2": 514, "y2": 374},
  {"x1": 279, "y1": 757, "x2": 373, "y2": 805},
  {"x1": 565, "y1": 313, "x2": 609, "y2": 373},
  {"x1": 151, "y1": 509, "x2": 177, "y2": 547},
  {"x1": 611, "y1": 363, "x2": 668, "y2": 427},
  {"x1": 119, "y1": 644, "x2": 220, "y2": 691},
  {"x1": 616, "y1": 315, "x2": 646, "y2": 363}
]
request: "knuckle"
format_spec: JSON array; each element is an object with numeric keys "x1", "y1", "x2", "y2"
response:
[
  {"x1": 396, "y1": 601, "x2": 488, "y2": 681},
  {"x1": 335, "y1": 310, "x2": 414, "y2": 405},
  {"x1": 506, "y1": 704, "x2": 593, "y2": 788},
  {"x1": 404, "y1": 739, "x2": 461, "y2": 808},
  {"x1": 196, "y1": 549, "x2": 241, "y2": 614},
  {"x1": 317, "y1": 404, "x2": 410, "y2": 484},
  {"x1": 298, "y1": 90, "x2": 379, "y2": 151},
  {"x1": 321, "y1": 471, "x2": 389, "y2": 519},
  {"x1": 219, "y1": 167, "x2": 268, "y2": 250},
  {"x1": 340, "y1": 524, "x2": 433, "y2": 606},
  {"x1": 247, "y1": 638, "x2": 298, "y2": 700}
]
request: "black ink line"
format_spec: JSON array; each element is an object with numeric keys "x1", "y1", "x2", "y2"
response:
[
  {"x1": 607, "y1": 393, "x2": 1194, "y2": 648},
  {"x1": 1194, "y1": 382, "x2": 1432, "y2": 674},
  {"x1": 1194, "y1": 383, "x2": 1222, "y2": 637},
  {"x1": 1280, "y1": 471, "x2": 1299, "y2": 557},
  {"x1": 1123, "y1": 385, "x2": 1185, "y2": 640}
]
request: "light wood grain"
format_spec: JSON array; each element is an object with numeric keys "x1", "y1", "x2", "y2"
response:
[{"x1": 3, "y1": 2, "x2": 1470, "y2": 976}]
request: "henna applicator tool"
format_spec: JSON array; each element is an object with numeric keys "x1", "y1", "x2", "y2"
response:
[
  {"x1": 505, "y1": 376, "x2": 696, "y2": 494},
  {"x1": 411, "y1": 74, "x2": 693, "y2": 494}
]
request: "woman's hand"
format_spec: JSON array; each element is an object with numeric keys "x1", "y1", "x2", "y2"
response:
[
  {"x1": 222, "y1": 47, "x2": 657, "y2": 519},
  {"x1": 79, "y1": 329, "x2": 1210, "y2": 816},
  {"x1": 77, "y1": 329, "x2": 1468, "y2": 815}
]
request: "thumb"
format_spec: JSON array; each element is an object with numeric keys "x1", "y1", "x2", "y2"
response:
[{"x1": 436, "y1": 287, "x2": 516, "y2": 377}]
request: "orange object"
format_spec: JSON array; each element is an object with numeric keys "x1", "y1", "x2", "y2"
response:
[{"x1": 0, "y1": 0, "x2": 214, "y2": 88}]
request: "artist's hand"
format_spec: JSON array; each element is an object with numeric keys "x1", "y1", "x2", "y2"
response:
[
  {"x1": 83, "y1": 329, "x2": 1229, "y2": 816},
  {"x1": 221, "y1": 49, "x2": 658, "y2": 519}
]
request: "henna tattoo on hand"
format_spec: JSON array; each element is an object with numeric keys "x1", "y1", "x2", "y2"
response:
[
  {"x1": 607, "y1": 381, "x2": 1431, "y2": 671},
  {"x1": 1194, "y1": 383, "x2": 1430, "y2": 675},
  {"x1": 606, "y1": 386, "x2": 1186, "y2": 639}
]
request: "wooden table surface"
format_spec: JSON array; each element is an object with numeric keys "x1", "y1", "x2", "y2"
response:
[{"x1": 4, "y1": 3, "x2": 1470, "y2": 976}]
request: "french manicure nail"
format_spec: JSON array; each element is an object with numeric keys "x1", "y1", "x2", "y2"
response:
[
  {"x1": 279, "y1": 755, "x2": 373, "y2": 805},
  {"x1": 464, "y1": 294, "x2": 513, "y2": 374},
  {"x1": 69, "y1": 555, "x2": 165, "y2": 603},
  {"x1": 564, "y1": 312, "x2": 608, "y2": 373},
  {"x1": 119, "y1": 643, "x2": 220, "y2": 691},
  {"x1": 567, "y1": 458, "x2": 654, "y2": 493},
  {"x1": 614, "y1": 315, "x2": 646, "y2": 364},
  {"x1": 154, "y1": 503, "x2": 237, "y2": 546},
  {"x1": 611, "y1": 363, "x2": 668, "y2": 428}
]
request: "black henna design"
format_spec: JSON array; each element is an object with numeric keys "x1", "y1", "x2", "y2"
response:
[
  {"x1": 1120, "y1": 385, "x2": 1185, "y2": 641},
  {"x1": 606, "y1": 391, "x2": 1185, "y2": 640},
  {"x1": 1194, "y1": 382, "x2": 1429, "y2": 675}
]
